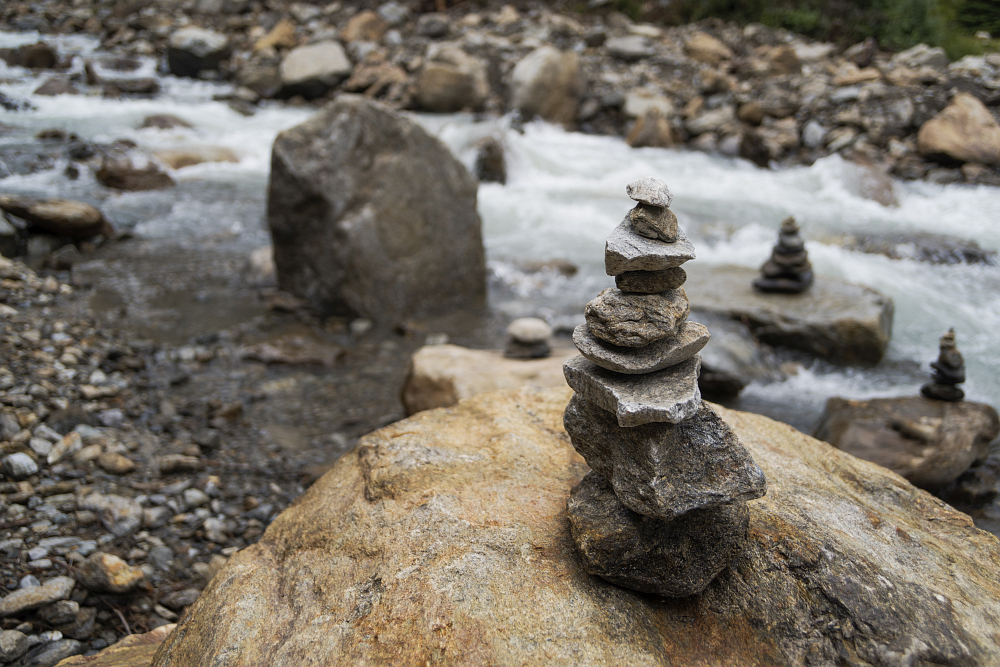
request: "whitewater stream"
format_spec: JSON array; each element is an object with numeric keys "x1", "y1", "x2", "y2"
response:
[{"x1": 3, "y1": 30, "x2": 1000, "y2": 434}]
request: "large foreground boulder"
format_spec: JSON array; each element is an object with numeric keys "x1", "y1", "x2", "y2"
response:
[
  {"x1": 815, "y1": 396, "x2": 1000, "y2": 490},
  {"x1": 152, "y1": 387, "x2": 1000, "y2": 666},
  {"x1": 267, "y1": 96, "x2": 487, "y2": 323},
  {"x1": 684, "y1": 264, "x2": 893, "y2": 364}
]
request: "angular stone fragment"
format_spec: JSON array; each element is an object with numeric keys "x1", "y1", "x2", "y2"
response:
[
  {"x1": 584, "y1": 288, "x2": 689, "y2": 348},
  {"x1": 563, "y1": 395, "x2": 766, "y2": 518},
  {"x1": 627, "y1": 205, "x2": 678, "y2": 242},
  {"x1": 626, "y1": 177, "x2": 673, "y2": 207},
  {"x1": 568, "y1": 471, "x2": 748, "y2": 597},
  {"x1": 573, "y1": 321, "x2": 710, "y2": 374},
  {"x1": 77, "y1": 552, "x2": 147, "y2": 593},
  {"x1": 605, "y1": 220, "x2": 695, "y2": 276},
  {"x1": 563, "y1": 355, "x2": 702, "y2": 426},
  {"x1": 0, "y1": 576, "x2": 75, "y2": 617},
  {"x1": 615, "y1": 267, "x2": 687, "y2": 293}
]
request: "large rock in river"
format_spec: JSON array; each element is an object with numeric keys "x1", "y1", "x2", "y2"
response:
[
  {"x1": 917, "y1": 92, "x2": 1000, "y2": 165},
  {"x1": 815, "y1": 396, "x2": 1000, "y2": 491},
  {"x1": 267, "y1": 96, "x2": 487, "y2": 323},
  {"x1": 0, "y1": 195, "x2": 113, "y2": 239},
  {"x1": 509, "y1": 46, "x2": 583, "y2": 126},
  {"x1": 151, "y1": 387, "x2": 1000, "y2": 666},
  {"x1": 684, "y1": 264, "x2": 893, "y2": 364}
]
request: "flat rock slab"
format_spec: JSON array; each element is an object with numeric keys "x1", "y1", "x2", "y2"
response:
[
  {"x1": 564, "y1": 396, "x2": 766, "y2": 519},
  {"x1": 605, "y1": 220, "x2": 696, "y2": 276},
  {"x1": 150, "y1": 387, "x2": 1000, "y2": 667},
  {"x1": 58, "y1": 625, "x2": 175, "y2": 667},
  {"x1": 401, "y1": 344, "x2": 576, "y2": 415},
  {"x1": 683, "y1": 264, "x2": 893, "y2": 364},
  {"x1": 563, "y1": 354, "x2": 702, "y2": 426},
  {"x1": 815, "y1": 396, "x2": 1000, "y2": 490},
  {"x1": 568, "y1": 471, "x2": 749, "y2": 597},
  {"x1": 573, "y1": 321, "x2": 710, "y2": 374}
]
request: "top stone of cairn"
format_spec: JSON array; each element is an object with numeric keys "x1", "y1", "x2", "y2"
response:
[{"x1": 626, "y1": 177, "x2": 673, "y2": 208}]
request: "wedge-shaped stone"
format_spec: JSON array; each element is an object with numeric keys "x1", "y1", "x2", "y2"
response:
[
  {"x1": 568, "y1": 471, "x2": 749, "y2": 597},
  {"x1": 563, "y1": 354, "x2": 701, "y2": 426},
  {"x1": 605, "y1": 219, "x2": 695, "y2": 276},
  {"x1": 573, "y1": 321, "x2": 710, "y2": 374},
  {"x1": 584, "y1": 287, "x2": 689, "y2": 348},
  {"x1": 563, "y1": 395, "x2": 767, "y2": 518}
]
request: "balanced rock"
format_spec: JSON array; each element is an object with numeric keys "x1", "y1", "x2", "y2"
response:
[
  {"x1": 268, "y1": 96, "x2": 486, "y2": 323},
  {"x1": 615, "y1": 267, "x2": 686, "y2": 293},
  {"x1": 753, "y1": 216, "x2": 813, "y2": 294},
  {"x1": 584, "y1": 287, "x2": 689, "y2": 347},
  {"x1": 568, "y1": 471, "x2": 749, "y2": 597},
  {"x1": 564, "y1": 395, "x2": 766, "y2": 519},
  {"x1": 573, "y1": 321, "x2": 709, "y2": 374},
  {"x1": 563, "y1": 354, "x2": 702, "y2": 427},
  {"x1": 623, "y1": 177, "x2": 678, "y2": 242},
  {"x1": 921, "y1": 328, "x2": 966, "y2": 402},
  {"x1": 604, "y1": 220, "x2": 695, "y2": 275}
]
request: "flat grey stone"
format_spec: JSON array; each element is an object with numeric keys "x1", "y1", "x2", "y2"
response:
[
  {"x1": 615, "y1": 267, "x2": 687, "y2": 293},
  {"x1": 573, "y1": 321, "x2": 710, "y2": 374},
  {"x1": 568, "y1": 471, "x2": 749, "y2": 597},
  {"x1": 584, "y1": 288, "x2": 689, "y2": 348},
  {"x1": 628, "y1": 205, "x2": 679, "y2": 242},
  {"x1": 626, "y1": 177, "x2": 673, "y2": 207},
  {"x1": 605, "y1": 220, "x2": 695, "y2": 276},
  {"x1": 563, "y1": 395, "x2": 767, "y2": 518},
  {"x1": 0, "y1": 576, "x2": 75, "y2": 617},
  {"x1": 563, "y1": 354, "x2": 702, "y2": 426}
]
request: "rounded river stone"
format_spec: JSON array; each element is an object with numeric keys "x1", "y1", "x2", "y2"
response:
[{"x1": 584, "y1": 287, "x2": 689, "y2": 348}]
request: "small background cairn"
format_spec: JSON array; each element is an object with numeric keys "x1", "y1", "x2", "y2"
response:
[
  {"x1": 752, "y1": 216, "x2": 814, "y2": 294},
  {"x1": 921, "y1": 328, "x2": 966, "y2": 402},
  {"x1": 563, "y1": 177, "x2": 767, "y2": 597}
]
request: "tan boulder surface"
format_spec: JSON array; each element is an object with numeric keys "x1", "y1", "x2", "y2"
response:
[
  {"x1": 56, "y1": 625, "x2": 175, "y2": 667},
  {"x1": 153, "y1": 387, "x2": 1000, "y2": 666},
  {"x1": 917, "y1": 92, "x2": 1000, "y2": 165}
]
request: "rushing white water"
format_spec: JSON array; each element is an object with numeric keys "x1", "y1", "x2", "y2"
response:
[{"x1": 2, "y1": 31, "x2": 999, "y2": 431}]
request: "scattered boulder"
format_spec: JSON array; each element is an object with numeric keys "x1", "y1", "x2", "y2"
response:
[
  {"x1": 267, "y1": 96, "x2": 486, "y2": 323},
  {"x1": 76, "y1": 552, "x2": 147, "y2": 594},
  {"x1": 0, "y1": 195, "x2": 113, "y2": 239},
  {"x1": 473, "y1": 135, "x2": 505, "y2": 184},
  {"x1": 166, "y1": 27, "x2": 229, "y2": 78},
  {"x1": 341, "y1": 10, "x2": 387, "y2": 43},
  {"x1": 153, "y1": 146, "x2": 240, "y2": 169},
  {"x1": 148, "y1": 387, "x2": 1000, "y2": 666},
  {"x1": 626, "y1": 109, "x2": 680, "y2": 148},
  {"x1": 505, "y1": 317, "x2": 552, "y2": 359},
  {"x1": 893, "y1": 43, "x2": 950, "y2": 70},
  {"x1": 694, "y1": 309, "x2": 785, "y2": 399},
  {"x1": 278, "y1": 40, "x2": 353, "y2": 100},
  {"x1": 414, "y1": 44, "x2": 489, "y2": 112},
  {"x1": 684, "y1": 264, "x2": 893, "y2": 364},
  {"x1": 33, "y1": 78, "x2": 78, "y2": 96},
  {"x1": 1, "y1": 42, "x2": 58, "y2": 69},
  {"x1": 509, "y1": 46, "x2": 582, "y2": 126},
  {"x1": 815, "y1": 396, "x2": 1000, "y2": 490},
  {"x1": 841, "y1": 231, "x2": 997, "y2": 265},
  {"x1": 96, "y1": 144, "x2": 175, "y2": 191},
  {"x1": 140, "y1": 114, "x2": 193, "y2": 130},
  {"x1": 253, "y1": 18, "x2": 297, "y2": 53},
  {"x1": 917, "y1": 93, "x2": 1000, "y2": 165},
  {"x1": 401, "y1": 344, "x2": 573, "y2": 414},
  {"x1": 57, "y1": 625, "x2": 176, "y2": 667},
  {"x1": 415, "y1": 13, "x2": 449, "y2": 39},
  {"x1": 0, "y1": 576, "x2": 74, "y2": 617},
  {"x1": 605, "y1": 35, "x2": 655, "y2": 62},
  {"x1": 685, "y1": 32, "x2": 733, "y2": 65}
]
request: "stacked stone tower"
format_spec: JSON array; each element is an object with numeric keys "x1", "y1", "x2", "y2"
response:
[
  {"x1": 753, "y1": 216, "x2": 814, "y2": 294},
  {"x1": 564, "y1": 178, "x2": 767, "y2": 597},
  {"x1": 921, "y1": 328, "x2": 966, "y2": 402}
]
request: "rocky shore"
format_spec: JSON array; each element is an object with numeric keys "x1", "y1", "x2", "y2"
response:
[{"x1": 2, "y1": 0, "x2": 999, "y2": 188}]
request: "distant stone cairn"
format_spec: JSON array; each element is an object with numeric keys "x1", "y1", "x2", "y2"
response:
[
  {"x1": 752, "y1": 216, "x2": 814, "y2": 294},
  {"x1": 921, "y1": 328, "x2": 966, "y2": 402}
]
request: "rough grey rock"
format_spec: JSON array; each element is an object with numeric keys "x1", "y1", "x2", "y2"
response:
[
  {"x1": 605, "y1": 36, "x2": 655, "y2": 61},
  {"x1": 278, "y1": 41, "x2": 353, "y2": 100},
  {"x1": 563, "y1": 354, "x2": 702, "y2": 427},
  {"x1": 77, "y1": 494, "x2": 142, "y2": 537},
  {"x1": 0, "y1": 576, "x2": 74, "y2": 617},
  {"x1": 17, "y1": 638, "x2": 85, "y2": 666},
  {"x1": 0, "y1": 195, "x2": 112, "y2": 239},
  {"x1": 37, "y1": 600, "x2": 79, "y2": 626},
  {"x1": 415, "y1": 44, "x2": 489, "y2": 113},
  {"x1": 605, "y1": 220, "x2": 696, "y2": 276},
  {"x1": 626, "y1": 177, "x2": 673, "y2": 208},
  {"x1": 1, "y1": 452, "x2": 38, "y2": 479},
  {"x1": 584, "y1": 288, "x2": 689, "y2": 348},
  {"x1": 573, "y1": 321, "x2": 709, "y2": 374},
  {"x1": 683, "y1": 264, "x2": 893, "y2": 364},
  {"x1": 568, "y1": 471, "x2": 749, "y2": 597},
  {"x1": 0, "y1": 630, "x2": 28, "y2": 662},
  {"x1": 627, "y1": 205, "x2": 678, "y2": 243},
  {"x1": 564, "y1": 395, "x2": 766, "y2": 519},
  {"x1": 615, "y1": 267, "x2": 686, "y2": 293},
  {"x1": 167, "y1": 27, "x2": 229, "y2": 77},
  {"x1": 509, "y1": 46, "x2": 582, "y2": 126},
  {"x1": 694, "y1": 309, "x2": 785, "y2": 398},
  {"x1": 268, "y1": 96, "x2": 486, "y2": 324},
  {"x1": 76, "y1": 552, "x2": 147, "y2": 593}
]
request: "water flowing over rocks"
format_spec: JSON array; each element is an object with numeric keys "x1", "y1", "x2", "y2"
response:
[
  {"x1": 267, "y1": 95, "x2": 486, "y2": 324},
  {"x1": 149, "y1": 386, "x2": 1000, "y2": 666}
]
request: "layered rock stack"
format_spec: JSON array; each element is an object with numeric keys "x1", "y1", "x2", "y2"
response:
[
  {"x1": 921, "y1": 328, "x2": 966, "y2": 402},
  {"x1": 564, "y1": 178, "x2": 767, "y2": 597},
  {"x1": 752, "y1": 216, "x2": 814, "y2": 293}
]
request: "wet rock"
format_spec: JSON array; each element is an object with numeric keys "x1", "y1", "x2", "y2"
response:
[
  {"x1": 96, "y1": 145, "x2": 174, "y2": 191},
  {"x1": 240, "y1": 332, "x2": 344, "y2": 366},
  {"x1": 401, "y1": 344, "x2": 574, "y2": 415},
  {"x1": 568, "y1": 471, "x2": 749, "y2": 597},
  {"x1": 604, "y1": 221, "x2": 696, "y2": 275},
  {"x1": 584, "y1": 288, "x2": 689, "y2": 348},
  {"x1": 573, "y1": 321, "x2": 709, "y2": 375},
  {"x1": 683, "y1": 264, "x2": 894, "y2": 364},
  {"x1": 18, "y1": 638, "x2": 85, "y2": 666},
  {"x1": 685, "y1": 32, "x2": 733, "y2": 65},
  {"x1": 815, "y1": 396, "x2": 999, "y2": 491},
  {"x1": 0, "y1": 576, "x2": 74, "y2": 616},
  {"x1": 0, "y1": 195, "x2": 113, "y2": 239},
  {"x1": 605, "y1": 36, "x2": 655, "y2": 62},
  {"x1": 167, "y1": 27, "x2": 229, "y2": 78},
  {"x1": 694, "y1": 310, "x2": 784, "y2": 399},
  {"x1": 76, "y1": 552, "x2": 146, "y2": 593},
  {"x1": 278, "y1": 41, "x2": 353, "y2": 100},
  {"x1": 78, "y1": 494, "x2": 142, "y2": 537},
  {"x1": 268, "y1": 96, "x2": 486, "y2": 324},
  {"x1": 415, "y1": 44, "x2": 489, "y2": 113},
  {"x1": 509, "y1": 46, "x2": 582, "y2": 126},
  {"x1": 918, "y1": 93, "x2": 1000, "y2": 165},
  {"x1": 1, "y1": 42, "x2": 58, "y2": 69},
  {"x1": 0, "y1": 630, "x2": 29, "y2": 662},
  {"x1": 1, "y1": 452, "x2": 38, "y2": 479},
  {"x1": 615, "y1": 267, "x2": 686, "y2": 293},
  {"x1": 33, "y1": 78, "x2": 79, "y2": 96},
  {"x1": 473, "y1": 135, "x2": 505, "y2": 184},
  {"x1": 505, "y1": 317, "x2": 552, "y2": 359},
  {"x1": 563, "y1": 355, "x2": 702, "y2": 427},
  {"x1": 153, "y1": 146, "x2": 239, "y2": 169}
]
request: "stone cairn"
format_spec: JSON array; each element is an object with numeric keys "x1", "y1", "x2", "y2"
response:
[
  {"x1": 563, "y1": 177, "x2": 767, "y2": 597},
  {"x1": 752, "y1": 216, "x2": 814, "y2": 293},
  {"x1": 921, "y1": 328, "x2": 966, "y2": 402}
]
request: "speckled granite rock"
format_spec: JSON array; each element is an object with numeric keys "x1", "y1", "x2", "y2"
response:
[
  {"x1": 573, "y1": 321, "x2": 709, "y2": 374},
  {"x1": 604, "y1": 220, "x2": 695, "y2": 276},
  {"x1": 584, "y1": 288, "x2": 689, "y2": 348}
]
